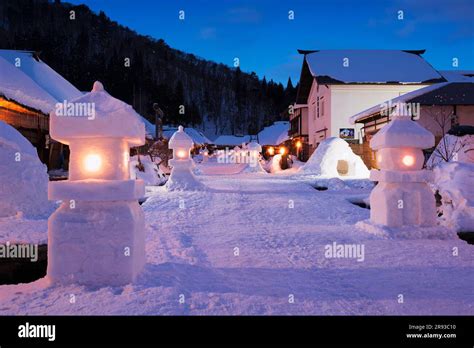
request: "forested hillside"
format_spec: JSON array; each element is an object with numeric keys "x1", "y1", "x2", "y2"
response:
[{"x1": 0, "y1": 0, "x2": 297, "y2": 137}]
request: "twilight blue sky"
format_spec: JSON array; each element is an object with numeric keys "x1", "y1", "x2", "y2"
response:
[{"x1": 69, "y1": 0, "x2": 474, "y2": 84}]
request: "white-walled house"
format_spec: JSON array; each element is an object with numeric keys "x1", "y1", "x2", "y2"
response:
[{"x1": 295, "y1": 49, "x2": 445, "y2": 152}]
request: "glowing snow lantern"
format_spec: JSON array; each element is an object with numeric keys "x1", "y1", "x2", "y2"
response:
[
  {"x1": 296, "y1": 141, "x2": 302, "y2": 149},
  {"x1": 47, "y1": 81, "x2": 146, "y2": 286},
  {"x1": 267, "y1": 147, "x2": 275, "y2": 156},
  {"x1": 169, "y1": 126, "x2": 193, "y2": 161},
  {"x1": 202, "y1": 148, "x2": 209, "y2": 163},
  {"x1": 369, "y1": 115, "x2": 436, "y2": 228},
  {"x1": 279, "y1": 147, "x2": 286, "y2": 155},
  {"x1": 166, "y1": 126, "x2": 203, "y2": 191}
]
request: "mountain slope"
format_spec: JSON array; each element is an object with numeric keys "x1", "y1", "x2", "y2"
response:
[{"x1": 0, "y1": 0, "x2": 297, "y2": 137}]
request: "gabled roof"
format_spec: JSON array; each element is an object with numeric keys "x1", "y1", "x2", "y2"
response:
[
  {"x1": 296, "y1": 49, "x2": 445, "y2": 104},
  {"x1": 350, "y1": 81, "x2": 474, "y2": 124},
  {"x1": 0, "y1": 50, "x2": 82, "y2": 114}
]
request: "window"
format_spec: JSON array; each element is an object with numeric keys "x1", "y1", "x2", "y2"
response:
[
  {"x1": 317, "y1": 97, "x2": 320, "y2": 118},
  {"x1": 312, "y1": 101, "x2": 316, "y2": 120},
  {"x1": 321, "y1": 98, "x2": 325, "y2": 117}
]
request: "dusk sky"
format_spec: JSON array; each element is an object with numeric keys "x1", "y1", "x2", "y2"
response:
[{"x1": 70, "y1": 0, "x2": 474, "y2": 84}]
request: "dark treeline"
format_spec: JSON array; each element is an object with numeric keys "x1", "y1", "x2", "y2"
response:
[{"x1": 0, "y1": 0, "x2": 297, "y2": 136}]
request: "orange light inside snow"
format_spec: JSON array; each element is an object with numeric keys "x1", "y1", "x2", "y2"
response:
[
  {"x1": 279, "y1": 147, "x2": 286, "y2": 155},
  {"x1": 267, "y1": 147, "x2": 275, "y2": 156},
  {"x1": 176, "y1": 149, "x2": 187, "y2": 159},
  {"x1": 84, "y1": 154, "x2": 102, "y2": 173},
  {"x1": 402, "y1": 155, "x2": 415, "y2": 167},
  {"x1": 296, "y1": 141, "x2": 302, "y2": 149}
]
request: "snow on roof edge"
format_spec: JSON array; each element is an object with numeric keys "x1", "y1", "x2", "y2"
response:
[{"x1": 349, "y1": 82, "x2": 451, "y2": 124}]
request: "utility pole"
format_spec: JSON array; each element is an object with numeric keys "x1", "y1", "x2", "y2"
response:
[{"x1": 153, "y1": 103, "x2": 164, "y2": 140}]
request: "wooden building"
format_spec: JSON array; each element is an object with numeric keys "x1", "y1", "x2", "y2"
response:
[
  {"x1": 349, "y1": 74, "x2": 474, "y2": 168},
  {"x1": 0, "y1": 49, "x2": 82, "y2": 169}
]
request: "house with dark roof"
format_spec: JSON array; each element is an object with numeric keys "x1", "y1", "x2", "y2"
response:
[
  {"x1": 349, "y1": 71, "x2": 474, "y2": 168},
  {"x1": 293, "y1": 49, "x2": 445, "y2": 161}
]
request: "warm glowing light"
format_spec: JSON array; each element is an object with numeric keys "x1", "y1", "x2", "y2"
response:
[
  {"x1": 402, "y1": 155, "x2": 415, "y2": 167},
  {"x1": 176, "y1": 149, "x2": 187, "y2": 159},
  {"x1": 279, "y1": 147, "x2": 286, "y2": 155},
  {"x1": 267, "y1": 147, "x2": 275, "y2": 156},
  {"x1": 84, "y1": 154, "x2": 102, "y2": 172},
  {"x1": 296, "y1": 141, "x2": 302, "y2": 149}
]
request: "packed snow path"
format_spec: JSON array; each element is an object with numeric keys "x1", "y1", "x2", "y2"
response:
[{"x1": 0, "y1": 173, "x2": 472, "y2": 315}]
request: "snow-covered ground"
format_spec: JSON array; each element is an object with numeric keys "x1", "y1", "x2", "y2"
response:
[{"x1": 0, "y1": 170, "x2": 472, "y2": 315}]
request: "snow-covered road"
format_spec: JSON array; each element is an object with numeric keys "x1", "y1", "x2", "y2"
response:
[{"x1": 0, "y1": 173, "x2": 472, "y2": 315}]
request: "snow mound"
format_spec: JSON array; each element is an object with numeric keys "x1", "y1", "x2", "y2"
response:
[
  {"x1": 300, "y1": 137, "x2": 369, "y2": 178},
  {"x1": 0, "y1": 121, "x2": 53, "y2": 218},
  {"x1": 433, "y1": 162, "x2": 474, "y2": 233},
  {"x1": 355, "y1": 220, "x2": 455, "y2": 239},
  {"x1": 129, "y1": 155, "x2": 167, "y2": 186},
  {"x1": 265, "y1": 154, "x2": 283, "y2": 173},
  {"x1": 165, "y1": 170, "x2": 207, "y2": 191}
]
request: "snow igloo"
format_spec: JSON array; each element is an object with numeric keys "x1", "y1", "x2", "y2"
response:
[
  {"x1": 300, "y1": 137, "x2": 369, "y2": 178},
  {"x1": 0, "y1": 121, "x2": 52, "y2": 218}
]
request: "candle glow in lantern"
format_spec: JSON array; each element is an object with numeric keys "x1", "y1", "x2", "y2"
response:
[
  {"x1": 369, "y1": 115, "x2": 436, "y2": 228},
  {"x1": 47, "y1": 81, "x2": 146, "y2": 286},
  {"x1": 202, "y1": 148, "x2": 209, "y2": 163},
  {"x1": 166, "y1": 126, "x2": 204, "y2": 191}
]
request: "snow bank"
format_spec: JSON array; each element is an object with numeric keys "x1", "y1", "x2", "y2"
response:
[
  {"x1": 433, "y1": 162, "x2": 474, "y2": 233},
  {"x1": 300, "y1": 137, "x2": 369, "y2": 178},
  {"x1": 129, "y1": 155, "x2": 167, "y2": 186},
  {"x1": 165, "y1": 167, "x2": 207, "y2": 191},
  {"x1": 265, "y1": 154, "x2": 283, "y2": 173},
  {"x1": 0, "y1": 121, "x2": 53, "y2": 218}
]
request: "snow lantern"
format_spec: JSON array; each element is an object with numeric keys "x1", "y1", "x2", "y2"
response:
[
  {"x1": 202, "y1": 148, "x2": 209, "y2": 163},
  {"x1": 47, "y1": 81, "x2": 146, "y2": 286},
  {"x1": 166, "y1": 126, "x2": 204, "y2": 191},
  {"x1": 169, "y1": 126, "x2": 193, "y2": 161},
  {"x1": 369, "y1": 115, "x2": 436, "y2": 228},
  {"x1": 247, "y1": 141, "x2": 262, "y2": 166}
]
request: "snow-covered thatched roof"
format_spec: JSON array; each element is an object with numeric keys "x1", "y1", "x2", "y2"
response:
[
  {"x1": 214, "y1": 135, "x2": 251, "y2": 147},
  {"x1": 163, "y1": 126, "x2": 212, "y2": 146},
  {"x1": 0, "y1": 50, "x2": 82, "y2": 114},
  {"x1": 257, "y1": 121, "x2": 289, "y2": 146}
]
